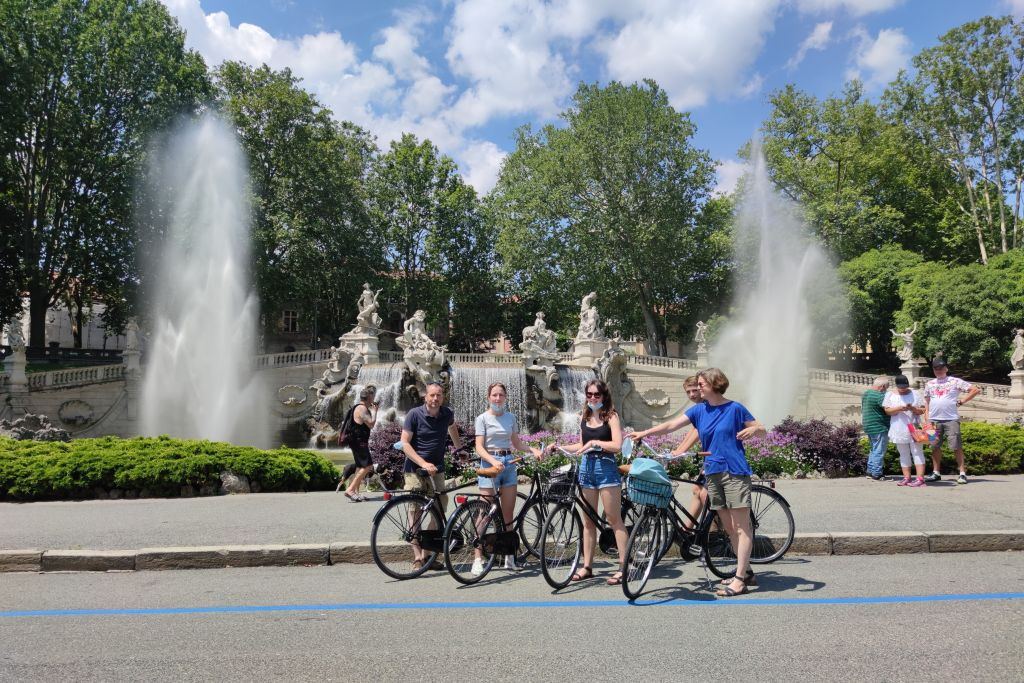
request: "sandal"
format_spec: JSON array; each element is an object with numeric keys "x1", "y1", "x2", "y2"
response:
[
  {"x1": 720, "y1": 570, "x2": 757, "y2": 588},
  {"x1": 571, "y1": 566, "x2": 593, "y2": 581},
  {"x1": 606, "y1": 571, "x2": 624, "y2": 586},
  {"x1": 716, "y1": 579, "x2": 749, "y2": 597},
  {"x1": 344, "y1": 491, "x2": 358, "y2": 502},
  {"x1": 411, "y1": 559, "x2": 424, "y2": 571}
]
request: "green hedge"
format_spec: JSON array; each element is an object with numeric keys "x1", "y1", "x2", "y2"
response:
[
  {"x1": 879, "y1": 422, "x2": 1024, "y2": 475},
  {"x1": 0, "y1": 436, "x2": 339, "y2": 501}
]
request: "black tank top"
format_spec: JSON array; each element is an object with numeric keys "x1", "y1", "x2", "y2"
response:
[
  {"x1": 581, "y1": 419, "x2": 612, "y2": 447},
  {"x1": 350, "y1": 405, "x2": 372, "y2": 446}
]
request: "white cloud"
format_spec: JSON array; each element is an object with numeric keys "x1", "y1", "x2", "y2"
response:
[
  {"x1": 846, "y1": 26, "x2": 912, "y2": 89},
  {"x1": 714, "y1": 159, "x2": 749, "y2": 196},
  {"x1": 458, "y1": 140, "x2": 507, "y2": 193},
  {"x1": 1005, "y1": 0, "x2": 1024, "y2": 16},
  {"x1": 793, "y1": 0, "x2": 904, "y2": 16},
  {"x1": 372, "y1": 9, "x2": 432, "y2": 80},
  {"x1": 786, "y1": 21, "x2": 833, "y2": 70}
]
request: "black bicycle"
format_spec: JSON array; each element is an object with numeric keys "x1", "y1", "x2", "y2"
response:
[
  {"x1": 537, "y1": 447, "x2": 639, "y2": 589},
  {"x1": 442, "y1": 454, "x2": 550, "y2": 584},
  {"x1": 369, "y1": 446, "x2": 478, "y2": 580}
]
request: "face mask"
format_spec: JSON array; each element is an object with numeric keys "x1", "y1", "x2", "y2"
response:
[
  {"x1": 489, "y1": 402, "x2": 504, "y2": 414},
  {"x1": 588, "y1": 401, "x2": 603, "y2": 411}
]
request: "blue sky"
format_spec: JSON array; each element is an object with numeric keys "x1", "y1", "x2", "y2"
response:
[{"x1": 163, "y1": 0, "x2": 1018, "y2": 193}]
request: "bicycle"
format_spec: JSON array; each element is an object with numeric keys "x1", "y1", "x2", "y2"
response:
[
  {"x1": 369, "y1": 445, "x2": 478, "y2": 580},
  {"x1": 443, "y1": 453, "x2": 550, "y2": 584},
  {"x1": 537, "y1": 446, "x2": 638, "y2": 589}
]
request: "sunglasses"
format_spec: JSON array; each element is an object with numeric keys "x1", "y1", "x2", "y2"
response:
[{"x1": 585, "y1": 391, "x2": 603, "y2": 398}]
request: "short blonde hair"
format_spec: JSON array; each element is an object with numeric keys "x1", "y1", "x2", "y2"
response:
[
  {"x1": 683, "y1": 375, "x2": 699, "y2": 388},
  {"x1": 698, "y1": 367, "x2": 730, "y2": 395}
]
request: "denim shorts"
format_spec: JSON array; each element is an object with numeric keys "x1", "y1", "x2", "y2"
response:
[
  {"x1": 578, "y1": 453, "x2": 621, "y2": 490},
  {"x1": 478, "y1": 453, "x2": 518, "y2": 489}
]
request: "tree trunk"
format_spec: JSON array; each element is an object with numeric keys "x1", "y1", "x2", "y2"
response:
[
  {"x1": 28, "y1": 282, "x2": 48, "y2": 348},
  {"x1": 637, "y1": 282, "x2": 665, "y2": 356},
  {"x1": 1013, "y1": 175, "x2": 1022, "y2": 250},
  {"x1": 986, "y1": 107, "x2": 1009, "y2": 253}
]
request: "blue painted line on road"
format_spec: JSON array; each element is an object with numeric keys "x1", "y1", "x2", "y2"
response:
[{"x1": 2, "y1": 592, "x2": 1023, "y2": 618}]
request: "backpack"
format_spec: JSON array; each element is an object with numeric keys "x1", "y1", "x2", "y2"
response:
[{"x1": 337, "y1": 406, "x2": 357, "y2": 447}]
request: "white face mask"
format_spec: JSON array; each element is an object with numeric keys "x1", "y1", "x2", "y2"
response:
[
  {"x1": 588, "y1": 401, "x2": 603, "y2": 411},
  {"x1": 489, "y1": 402, "x2": 504, "y2": 414}
]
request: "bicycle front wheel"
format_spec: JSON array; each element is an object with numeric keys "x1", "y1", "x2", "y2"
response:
[
  {"x1": 623, "y1": 509, "x2": 662, "y2": 600},
  {"x1": 539, "y1": 503, "x2": 582, "y2": 589},
  {"x1": 516, "y1": 497, "x2": 547, "y2": 560},
  {"x1": 702, "y1": 512, "x2": 738, "y2": 580},
  {"x1": 749, "y1": 485, "x2": 795, "y2": 563},
  {"x1": 370, "y1": 494, "x2": 442, "y2": 580},
  {"x1": 444, "y1": 499, "x2": 500, "y2": 584}
]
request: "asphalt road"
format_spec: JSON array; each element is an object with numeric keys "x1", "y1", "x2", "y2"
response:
[
  {"x1": 1, "y1": 553, "x2": 1022, "y2": 681},
  {"x1": 3, "y1": 475, "x2": 1023, "y2": 551}
]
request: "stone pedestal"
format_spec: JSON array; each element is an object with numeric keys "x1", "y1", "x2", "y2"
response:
[
  {"x1": 3, "y1": 349, "x2": 29, "y2": 418},
  {"x1": 696, "y1": 349, "x2": 710, "y2": 367},
  {"x1": 339, "y1": 332, "x2": 379, "y2": 364},
  {"x1": 1009, "y1": 370, "x2": 1024, "y2": 410},
  {"x1": 900, "y1": 360, "x2": 925, "y2": 383},
  {"x1": 572, "y1": 338, "x2": 609, "y2": 365}
]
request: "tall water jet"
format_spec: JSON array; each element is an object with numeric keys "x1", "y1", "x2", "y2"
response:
[
  {"x1": 140, "y1": 117, "x2": 268, "y2": 446},
  {"x1": 711, "y1": 144, "x2": 844, "y2": 426}
]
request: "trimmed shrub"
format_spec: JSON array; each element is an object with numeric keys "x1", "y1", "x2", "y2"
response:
[
  {"x1": 774, "y1": 417, "x2": 865, "y2": 478},
  {"x1": 881, "y1": 421, "x2": 1024, "y2": 475},
  {"x1": 0, "y1": 436, "x2": 338, "y2": 501}
]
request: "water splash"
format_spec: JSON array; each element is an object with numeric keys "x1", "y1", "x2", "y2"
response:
[
  {"x1": 140, "y1": 116, "x2": 268, "y2": 446},
  {"x1": 556, "y1": 365, "x2": 594, "y2": 416},
  {"x1": 710, "y1": 144, "x2": 842, "y2": 427},
  {"x1": 447, "y1": 365, "x2": 528, "y2": 428}
]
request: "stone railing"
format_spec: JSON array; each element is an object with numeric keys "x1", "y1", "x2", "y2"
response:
[
  {"x1": 809, "y1": 368, "x2": 1012, "y2": 400},
  {"x1": 253, "y1": 348, "x2": 333, "y2": 369},
  {"x1": 626, "y1": 355, "x2": 698, "y2": 371},
  {"x1": 378, "y1": 350, "x2": 403, "y2": 363},
  {"x1": 967, "y1": 381, "x2": 1011, "y2": 400},
  {"x1": 26, "y1": 364, "x2": 125, "y2": 390},
  {"x1": 448, "y1": 352, "x2": 523, "y2": 365}
]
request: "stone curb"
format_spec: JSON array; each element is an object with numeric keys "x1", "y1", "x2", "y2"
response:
[{"x1": 2, "y1": 531, "x2": 1022, "y2": 572}]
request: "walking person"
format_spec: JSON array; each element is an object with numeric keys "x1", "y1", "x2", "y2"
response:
[
  {"x1": 343, "y1": 385, "x2": 378, "y2": 501},
  {"x1": 399, "y1": 381, "x2": 465, "y2": 570},
  {"x1": 862, "y1": 376, "x2": 891, "y2": 481},
  {"x1": 545, "y1": 379, "x2": 628, "y2": 585},
  {"x1": 923, "y1": 359, "x2": 979, "y2": 484},
  {"x1": 472, "y1": 382, "x2": 542, "y2": 575},
  {"x1": 883, "y1": 375, "x2": 927, "y2": 487}
]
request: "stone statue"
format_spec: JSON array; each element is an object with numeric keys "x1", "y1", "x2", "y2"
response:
[
  {"x1": 354, "y1": 283, "x2": 383, "y2": 331},
  {"x1": 1012, "y1": 328, "x2": 1024, "y2": 370},
  {"x1": 890, "y1": 322, "x2": 918, "y2": 363},
  {"x1": 593, "y1": 335, "x2": 627, "y2": 385},
  {"x1": 396, "y1": 310, "x2": 446, "y2": 386},
  {"x1": 125, "y1": 318, "x2": 140, "y2": 352},
  {"x1": 694, "y1": 320, "x2": 709, "y2": 353},
  {"x1": 5, "y1": 316, "x2": 26, "y2": 354},
  {"x1": 311, "y1": 339, "x2": 361, "y2": 399},
  {"x1": 575, "y1": 291, "x2": 605, "y2": 341}
]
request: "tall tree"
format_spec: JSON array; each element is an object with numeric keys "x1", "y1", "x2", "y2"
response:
[
  {"x1": 214, "y1": 62, "x2": 378, "y2": 342},
  {"x1": 0, "y1": 0, "x2": 210, "y2": 346},
  {"x1": 489, "y1": 80, "x2": 724, "y2": 355}
]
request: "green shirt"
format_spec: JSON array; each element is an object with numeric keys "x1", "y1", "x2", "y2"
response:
[{"x1": 861, "y1": 389, "x2": 889, "y2": 435}]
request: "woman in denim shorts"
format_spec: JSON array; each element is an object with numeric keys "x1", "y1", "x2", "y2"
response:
[
  {"x1": 545, "y1": 379, "x2": 628, "y2": 585},
  {"x1": 473, "y1": 382, "x2": 542, "y2": 574}
]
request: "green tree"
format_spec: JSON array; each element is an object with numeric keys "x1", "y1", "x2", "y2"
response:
[
  {"x1": 489, "y1": 80, "x2": 725, "y2": 355},
  {"x1": 885, "y1": 16, "x2": 1024, "y2": 263},
  {"x1": 213, "y1": 62, "x2": 378, "y2": 343},
  {"x1": 757, "y1": 82, "x2": 964, "y2": 261},
  {"x1": 0, "y1": 0, "x2": 210, "y2": 346},
  {"x1": 839, "y1": 246, "x2": 924, "y2": 358}
]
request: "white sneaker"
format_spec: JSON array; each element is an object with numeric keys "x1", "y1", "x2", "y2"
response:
[
  {"x1": 470, "y1": 558, "x2": 485, "y2": 576},
  {"x1": 503, "y1": 555, "x2": 520, "y2": 570}
]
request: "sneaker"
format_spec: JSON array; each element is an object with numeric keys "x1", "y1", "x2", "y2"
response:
[
  {"x1": 897, "y1": 478, "x2": 911, "y2": 486},
  {"x1": 503, "y1": 555, "x2": 520, "y2": 571},
  {"x1": 957, "y1": 473, "x2": 968, "y2": 485},
  {"x1": 925, "y1": 472, "x2": 942, "y2": 482},
  {"x1": 869, "y1": 473, "x2": 887, "y2": 481},
  {"x1": 471, "y1": 558, "x2": 485, "y2": 577},
  {"x1": 908, "y1": 478, "x2": 926, "y2": 487}
]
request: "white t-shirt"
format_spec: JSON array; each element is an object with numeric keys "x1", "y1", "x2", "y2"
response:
[
  {"x1": 883, "y1": 390, "x2": 924, "y2": 444},
  {"x1": 924, "y1": 376, "x2": 973, "y2": 421},
  {"x1": 475, "y1": 410, "x2": 519, "y2": 451}
]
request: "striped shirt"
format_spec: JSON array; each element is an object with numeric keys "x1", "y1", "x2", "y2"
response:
[{"x1": 861, "y1": 389, "x2": 889, "y2": 435}]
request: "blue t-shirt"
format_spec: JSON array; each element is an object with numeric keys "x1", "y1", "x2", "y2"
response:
[
  {"x1": 685, "y1": 400, "x2": 755, "y2": 476},
  {"x1": 402, "y1": 405, "x2": 455, "y2": 473}
]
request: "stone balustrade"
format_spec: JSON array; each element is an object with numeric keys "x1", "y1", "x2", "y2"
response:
[
  {"x1": 252, "y1": 348, "x2": 333, "y2": 369},
  {"x1": 626, "y1": 354, "x2": 698, "y2": 371},
  {"x1": 25, "y1": 365, "x2": 125, "y2": 390}
]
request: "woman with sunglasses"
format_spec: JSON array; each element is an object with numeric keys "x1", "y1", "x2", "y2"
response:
[
  {"x1": 545, "y1": 379, "x2": 627, "y2": 585},
  {"x1": 473, "y1": 382, "x2": 543, "y2": 574}
]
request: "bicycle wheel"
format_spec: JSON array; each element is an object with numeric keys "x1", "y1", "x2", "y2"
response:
[
  {"x1": 749, "y1": 485, "x2": 795, "y2": 563},
  {"x1": 516, "y1": 497, "x2": 547, "y2": 560},
  {"x1": 623, "y1": 509, "x2": 662, "y2": 600},
  {"x1": 444, "y1": 499, "x2": 500, "y2": 585},
  {"x1": 702, "y1": 512, "x2": 738, "y2": 580},
  {"x1": 539, "y1": 503, "x2": 583, "y2": 589},
  {"x1": 370, "y1": 494, "x2": 442, "y2": 580}
]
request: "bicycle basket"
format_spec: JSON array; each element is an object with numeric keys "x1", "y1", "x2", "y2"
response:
[
  {"x1": 543, "y1": 463, "x2": 577, "y2": 502},
  {"x1": 627, "y1": 476, "x2": 675, "y2": 509}
]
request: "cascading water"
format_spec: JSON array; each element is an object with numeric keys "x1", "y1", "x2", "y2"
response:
[
  {"x1": 710, "y1": 144, "x2": 843, "y2": 426},
  {"x1": 557, "y1": 365, "x2": 595, "y2": 416},
  {"x1": 447, "y1": 366, "x2": 528, "y2": 427},
  {"x1": 354, "y1": 364, "x2": 405, "y2": 426},
  {"x1": 140, "y1": 116, "x2": 268, "y2": 447}
]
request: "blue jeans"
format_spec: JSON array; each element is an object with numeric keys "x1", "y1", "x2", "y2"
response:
[{"x1": 866, "y1": 433, "x2": 888, "y2": 477}]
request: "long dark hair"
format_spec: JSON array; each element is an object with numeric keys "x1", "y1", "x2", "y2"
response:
[{"x1": 582, "y1": 379, "x2": 614, "y2": 423}]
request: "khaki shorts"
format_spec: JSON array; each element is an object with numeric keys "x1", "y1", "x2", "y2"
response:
[
  {"x1": 706, "y1": 472, "x2": 751, "y2": 510},
  {"x1": 404, "y1": 472, "x2": 448, "y2": 514},
  {"x1": 933, "y1": 420, "x2": 962, "y2": 450}
]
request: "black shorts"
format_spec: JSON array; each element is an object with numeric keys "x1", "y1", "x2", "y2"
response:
[{"x1": 351, "y1": 443, "x2": 372, "y2": 469}]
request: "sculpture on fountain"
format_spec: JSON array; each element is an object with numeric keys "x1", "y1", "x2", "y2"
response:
[
  {"x1": 1012, "y1": 328, "x2": 1024, "y2": 371},
  {"x1": 353, "y1": 283, "x2": 383, "y2": 332},
  {"x1": 593, "y1": 335, "x2": 627, "y2": 385},
  {"x1": 575, "y1": 291, "x2": 606, "y2": 341},
  {"x1": 891, "y1": 322, "x2": 918, "y2": 363},
  {"x1": 5, "y1": 316, "x2": 25, "y2": 354},
  {"x1": 520, "y1": 311, "x2": 559, "y2": 386},
  {"x1": 396, "y1": 309, "x2": 446, "y2": 388},
  {"x1": 694, "y1": 320, "x2": 709, "y2": 353}
]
